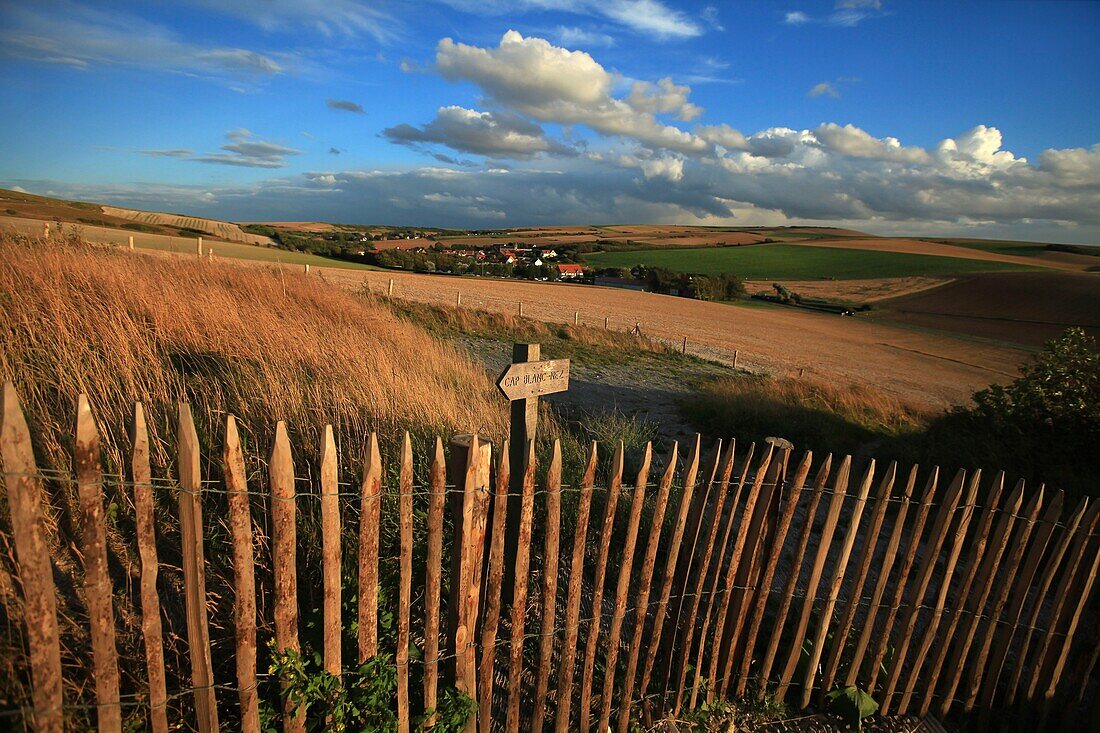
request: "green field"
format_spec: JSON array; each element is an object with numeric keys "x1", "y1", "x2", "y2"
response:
[{"x1": 583, "y1": 243, "x2": 1034, "y2": 280}]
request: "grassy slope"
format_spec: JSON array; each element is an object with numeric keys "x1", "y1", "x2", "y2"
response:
[
  {"x1": 0, "y1": 230, "x2": 508, "y2": 723},
  {"x1": 584, "y1": 243, "x2": 1035, "y2": 279}
]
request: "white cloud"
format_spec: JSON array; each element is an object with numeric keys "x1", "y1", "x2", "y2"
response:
[
  {"x1": 808, "y1": 81, "x2": 840, "y2": 98},
  {"x1": 555, "y1": 26, "x2": 616, "y2": 48},
  {"x1": 383, "y1": 106, "x2": 574, "y2": 159},
  {"x1": 785, "y1": 11, "x2": 810, "y2": 24},
  {"x1": 600, "y1": 0, "x2": 702, "y2": 39},
  {"x1": 140, "y1": 130, "x2": 301, "y2": 168},
  {"x1": 814, "y1": 123, "x2": 930, "y2": 163},
  {"x1": 1039, "y1": 144, "x2": 1100, "y2": 187},
  {"x1": 437, "y1": 0, "x2": 703, "y2": 40},
  {"x1": 1, "y1": 2, "x2": 290, "y2": 85},
  {"x1": 434, "y1": 31, "x2": 709, "y2": 154},
  {"x1": 641, "y1": 156, "x2": 684, "y2": 181},
  {"x1": 187, "y1": 0, "x2": 398, "y2": 44}
]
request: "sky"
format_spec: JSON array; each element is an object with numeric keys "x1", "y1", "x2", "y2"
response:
[{"x1": 1, "y1": 0, "x2": 1098, "y2": 241}]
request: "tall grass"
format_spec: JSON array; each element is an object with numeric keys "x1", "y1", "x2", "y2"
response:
[
  {"x1": 0, "y1": 231, "x2": 509, "y2": 726},
  {"x1": 684, "y1": 374, "x2": 934, "y2": 458}
]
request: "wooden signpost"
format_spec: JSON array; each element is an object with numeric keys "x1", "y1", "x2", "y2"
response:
[{"x1": 496, "y1": 344, "x2": 569, "y2": 592}]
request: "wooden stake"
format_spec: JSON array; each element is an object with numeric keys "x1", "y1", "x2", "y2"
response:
[
  {"x1": 1, "y1": 384, "x2": 63, "y2": 733},
  {"x1": 681, "y1": 336, "x2": 687, "y2": 354},
  {"x1": 178, "y1": 403, "x2": 219, "y2": 732},
  {"x1": 388, "y1": 278, "x2": 394, "y2": 296},
  {"x1": 574, "y1": 311, "x2": 579, "y2": 325},
  {"x1": 479, "y1": 441, "x2": 511, "y2": 733},
  {"x1": 844, "y1": 465, "x2": 917, "y2": 690},
  {"x1": 75, "y1": 396, "x2": 121, "y2": 731},
  {"x1": 578, "y1": 441, "x2": 624, "y2": 732},
  {"x1": 617, "y1": 443, "x2": 679, "y2": 733},
  {"x1": 397, "y1": 433, "x2": 413, "y2": 733},
  {"x1": 133, "y1": 404, "x2": 169, "y2": 733},
  {"x1": 224, "y1": 416, "x2": 259, "y2": 733},
  {"x1": 598, "y1": 443, "x2": 652, "y2": 733},
  {"x1": 128, "y1": 235, "x2": 135, "y2": 251},
  {"x1": 734, "y1": 450, "x2": 815, "y2": 697},
  {"x1": 756, "y1": 452, "x2": 831, "y2": 694},
  {"x1": 554, "y1": 443, "x2": 598, "y2": 733},
  {"x1": 638, "y1": 435, "x2": 703, "y2": 708},
  {"x1": 532, "y1": 442, "x2": 564, "y2": 733},
  {"x1": 426, "y1": 439, "x2": 446, "y2": 726},
  {"x1": 320, "y1": 426, "x2": 341, "y2": 678},
  {"x1": 879, "y1": 468, "x2": 968, "y2": 715},
  {"x1": 271, "y1": 421, "x2": 302, "y2": 733},
  {"x1": 358, "y1": 433, "x2": 382, "y2": 661},
  {"x1": 505, "y1": 440, "x2": 537, "y2": 733}
]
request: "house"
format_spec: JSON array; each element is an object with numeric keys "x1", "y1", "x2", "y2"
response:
[{"x1": 556, "y1": 263, "x2": 585, "y2": 280}]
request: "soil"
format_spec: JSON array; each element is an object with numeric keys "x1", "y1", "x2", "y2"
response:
[
  {"x1": 317, "y1": 267, "x2": 1028, "y2": 407},
  {"x1": 873, "y1": 271, "x2": 1100, "y2": 348},
  {"x1": 791, "y1": 238, "x2": 1087, "y2": 271},
  {"x1": 744, "y1": 277, "x2": 951, "y2": 304}
]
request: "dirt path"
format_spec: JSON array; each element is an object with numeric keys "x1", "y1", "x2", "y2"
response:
[{"x1": 319, "y1": 267, "x2": 1026, "y2": 407}]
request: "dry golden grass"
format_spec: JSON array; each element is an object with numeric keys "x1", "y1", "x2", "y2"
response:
[
  {"x1": 685, "y1": 373, "x2": 936, "y2": 456},
  {"x1": 0, "y1": 229, "x2": 506, "y2": 471},
  {"x1": 0, "y1": 230, "x2": 510, "y2": 723}
]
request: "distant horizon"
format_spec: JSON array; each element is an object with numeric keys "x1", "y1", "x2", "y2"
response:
[{"x1": 2, "y1": 1, "x2": 1098, "y2": 242}]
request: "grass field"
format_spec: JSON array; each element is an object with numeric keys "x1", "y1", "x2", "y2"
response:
[{"x1": 584, "y1": 243, "x2": 1035, "y2": 279}]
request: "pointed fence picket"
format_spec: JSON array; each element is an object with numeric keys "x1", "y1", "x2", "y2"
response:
[{"x1": 0, "y1": 382, "x2": 1096, "y2": 732}]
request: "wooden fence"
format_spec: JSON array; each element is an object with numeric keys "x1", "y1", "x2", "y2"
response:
[{"x1": 1, "y1": 382, "x2": 1097, "y2": 731}]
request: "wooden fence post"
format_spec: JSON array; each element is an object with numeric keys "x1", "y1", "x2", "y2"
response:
[
  {"x1": 638, "y1": 436, "x2": 703, "y2": 710},
  {"x1": 977, "y1": 489, "x2": 1065, "y2": 713},
  {"x1": 879, "y1": 468, "x2": 968, "y2": 714},
  {"x1": 617, "y1": 443, "x2": 679, "y2": 733},
  {"x1": 177, "y1": 404, "x2": 219, "y2": 732},
  {"x1": 358, "y1": 433, "x2": 382, "y2": 662},
  {"x1": 479, "y1": 442, "x2": 511, "y2": 733},
  {"x1": 578, "y1": 442, "x2": 624, "y2": 733},
  {"x1": 531, "y1": 441, "x2": 564, "y2": 733},
  {"x1": 505, "y1": 440, "x2": 537, "y2": 733},
  {"x1": 388, "y1": 278, "x2": 394, "y2": 296},
  {"x1": 707, "y1": 445, "x2": 774, "y2": 701},
  {"x1": 960, "y1": 486, "x2": 1045, "y2": 714},
  {"x1": 734, "y1": 450, "x2": 815, "y2": 697},
  {"x1": 756, "y1": 452, "x2": 830, "y2": 695},
  {"x1": 128, "y1": 235, "x2": 135, "y2": 251},
  {"x1": 902, "y1": 470, "x2": 991, "y2": 715},
  {"x1": 773, "y1": 452, "x2": 841, "y2": 702},
  {"x1": 800, "y1": 457, "x2": 871, "y2": 709},
  {"x1": 598, "y1": 444, "x2": 652, "y2": 733},
  {"x1": 1, "y1": 383, "x2": 63, "y2": 733},
  {"x1": 911, "y1": 472, "x2": 1004, "y2": 715},
  {"x1": 397, "y1": 433, "x2": 413, "y2": 733},
  {"x1": 75, "y1": 395, "x2": 121, "y2": 731},
  {"x1": 320, "y1": 426, "x2": 341, "y2": 679},
  {"x1": 271, "y1": 421, "x2": 302, "y2": 733},
  {"x1": 553, "y1": 443, "x2": 598, "y2": 733},
  {"x1": 674, "y1": 441, "x2": 738, "y2": 715},
  {"x1": 692, "y1": 443, "x2": 752, "y2": 708},
  {"x1": 426, "y1": 438, "x2": 447, "y2": 727},
  {"x1": 224, "y1": 416, "x2": 259, "y2": 733},
  {"x1": 132, "y1": 403, "x2": 169, "y2": 733},
  {"x1": 819, "y1": 462, "x2": 897, "y2": 697}
]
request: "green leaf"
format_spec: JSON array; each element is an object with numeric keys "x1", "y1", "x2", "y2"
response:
[{"x1": 826, "y1": 685, "x2": 878, "y2": 730}]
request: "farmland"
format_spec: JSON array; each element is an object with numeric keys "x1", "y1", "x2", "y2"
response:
[{"x1": 583, "y1": 242, "x2": 1035, "y2": 280}]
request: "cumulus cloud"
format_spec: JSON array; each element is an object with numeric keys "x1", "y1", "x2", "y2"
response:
[
  {"x1": 326, "y1": 98, "x2": 365, "y2": 113},
  {"x1": 1039, "y1": 144, "x2": 1100, "y2": 187},
  {"x1": 1, "y1": 2, "x2": 290, "y2": 85},
  {"x1": 814, "y1": 123, "x2": 930, "y2": 163},
  {"x1": 383, "y1": 106, "x2": 575, "y2": 159},
  {"x1": 434, "y1": 31, "x2": 709, "y2": 154}
]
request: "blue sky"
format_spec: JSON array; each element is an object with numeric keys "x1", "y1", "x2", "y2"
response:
[{"x1": 1, "y1": 0, "x2": 1098, "y2": 241}]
